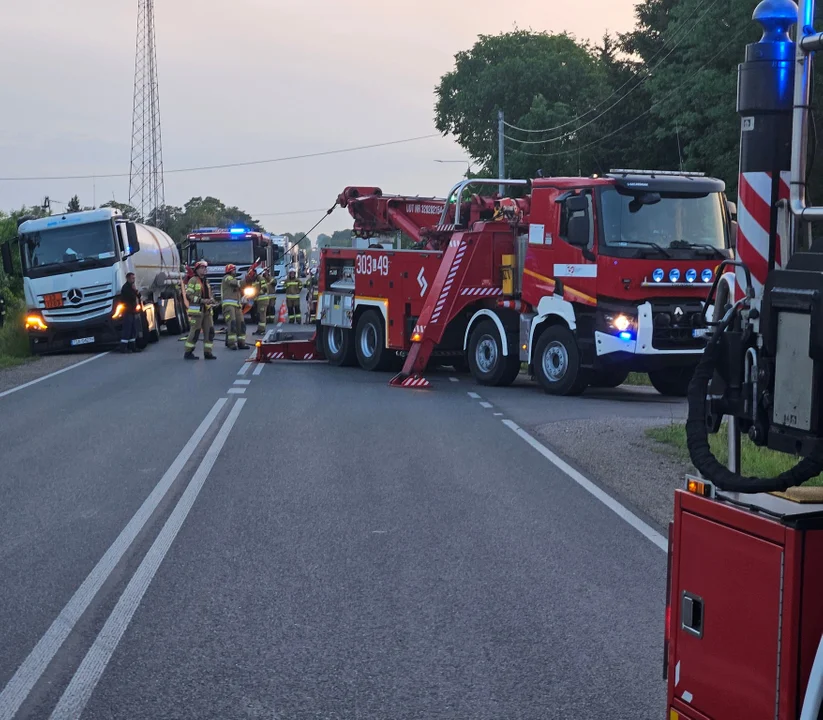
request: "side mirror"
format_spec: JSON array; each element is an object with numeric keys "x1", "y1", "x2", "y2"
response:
[
  {"x1": 567, "y1": 215, "x2": 590, "y2": 247},
  {"x1": 126, "y1": 222, "x2": 140, "y2": 255},
  {"x1": 566, "y1": 195, "x2": 588, "y2": 213},
  {"x1": 1, "y1": 241, "x2": 14, "y2": 275}
]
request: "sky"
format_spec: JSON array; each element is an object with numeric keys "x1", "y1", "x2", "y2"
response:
[{"x1": 0, "y1": 0, "x2": 640, "y2": 235}]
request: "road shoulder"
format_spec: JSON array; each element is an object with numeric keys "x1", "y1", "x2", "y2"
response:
[{"x1": 0, "y1": 353, "x2": 100, "y2": 395}]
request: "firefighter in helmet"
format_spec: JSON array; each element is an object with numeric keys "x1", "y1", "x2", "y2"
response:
[
  {"x1": 183, "y1": 260, "x2": 217, "y2": 360},
  {"x1": 306, "y1": 267, "x2": 319, "y2": 323},
  {"x1": 253, "y1": 268, "x2": 274, "y2": 336},
  {"x1": 221, "y1": 264, "x2": 247, "y2": 350},
  {"x1": 284, "y1": 268, "x2": 302, "y2": 324}
]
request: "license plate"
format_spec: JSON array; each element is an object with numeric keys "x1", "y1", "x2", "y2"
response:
[
  {"x1": 692, "y1": 328, "x2": 710, "y2": 339},
  {"x1": 44, "y1": 292, "x2": 63, "y2": 309},
  {"x1": 71, "y1": 336, "x2": 95, "y2": 346}
]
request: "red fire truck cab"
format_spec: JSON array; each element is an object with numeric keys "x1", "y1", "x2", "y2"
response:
[{"x1": 317, "y1": 170, "x2": 736, "y2": 395}]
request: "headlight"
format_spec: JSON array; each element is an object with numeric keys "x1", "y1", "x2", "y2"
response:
[
  {"x1": 701, "y1": 268, "x2": 713, "y2": 283},
  {"x1": 25, "y1": 313, "x2": 48, "y2": 331},
  {"x1": 604, "y1": 313, "x2": 636, "y2": 335},
  {"x1": 652, "y1": 268, "x2": 664, "y2": 283},
  {"x1": 243, "y1": 287, "x2": 256, "y2": 298},
  {"x1": 112, "y1": 302, "x2": 127, "y2": 320},
  {"x1": 685, "y1": 269, "x2": 697, "y2": 283},
  {"x1": 669, "y1": 268, "x2": 681, "y2": 283}
]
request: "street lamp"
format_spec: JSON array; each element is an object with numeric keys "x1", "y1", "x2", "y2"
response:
[{"x1": 434, "y1": 159, "x2": 472, "y2": 177}]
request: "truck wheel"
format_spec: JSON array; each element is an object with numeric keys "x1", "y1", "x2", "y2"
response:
[
  {"x1": 590, "y1": 368, "x2": 629, "y2": 389},
  {"x1": 468, "y1": 319, "x2": 520, "y2": 386},
  {"x1": 166, "y1": 296, "x2": 183, "y2": 335},
  {"x1": 648, "y1": 366, "x2": 695, "y2": 397},
  {"x1": 533, "y1": 326, "x2": 588, "y2": 396},
  {"x1": 355, "y1": 310, "x2": 390, "y2": 371},
  {"x1": 136, "y1": 313, "x2": 149, "y2": 350},
  {"x1": 323, "y1": 325, "x2": 356, "y2": 367}
]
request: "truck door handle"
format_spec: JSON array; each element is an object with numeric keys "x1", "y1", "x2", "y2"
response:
[{"x1": 681, "y1": 592, "x2": 704, "y2": 637}]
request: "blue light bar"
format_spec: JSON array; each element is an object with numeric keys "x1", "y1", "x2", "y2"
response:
[
  {"x1": 701, "y1": 268, "x2": 713, "y2": 283},
  {"x1": 686, "y1": 268, "x2": 697, "y2": 283},
  {"x1": 652, "y1": 268, "x2": 664, "y2": 283},
  {"x1": 229, "y1": 227, "x2": 246, "y2": 234},
  {"x1": 669, "y1": 268, "x2": 681, "y2": 283},
  {"x1": 619, "y1": 332, "x2": 632, "y2": 341}
]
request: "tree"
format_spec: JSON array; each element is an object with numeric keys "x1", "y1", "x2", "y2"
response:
[
  {"x1": 99, "y1": 201, "x2": 142, "y2": 222},
  {"x1": 66, "y1": 195, "x2": 81, "y2": 213},
  {"x1": 435, "y1": 30, "x2": 612, "y2": 181}
]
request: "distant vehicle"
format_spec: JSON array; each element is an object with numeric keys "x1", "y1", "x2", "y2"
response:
[{"x1": 1, "y1": 208, "x2": 187, "y2": 354}]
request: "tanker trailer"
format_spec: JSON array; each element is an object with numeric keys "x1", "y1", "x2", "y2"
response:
[{"x1": 1, "y1": 208, "x2": 189, "y2": 354}]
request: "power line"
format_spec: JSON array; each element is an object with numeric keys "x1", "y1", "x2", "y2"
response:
[
  {"x1": 0, "y1": 134, "x2": 440, "y2": 182},
  {"x1": 252, "y1": 208, "x2": 330, "y2": 218},
  {"x1": 511, "y1": 24, "x2": 747, "y2": 161},
  {"x1": 502, "y1": 0, "x2": 719, "y2": 141}
]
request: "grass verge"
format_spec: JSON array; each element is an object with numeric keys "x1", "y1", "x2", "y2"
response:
[
  {"x1": 646, "y1": 422, "x2": 823, "y2": 487},
  {"x1": 626, "y1": 372, "x2": 651, "y2": 386},
  {"x1": 0, "y1": 306, "x2": 34, "y2": 369}
]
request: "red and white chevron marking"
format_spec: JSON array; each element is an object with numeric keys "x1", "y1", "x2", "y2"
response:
[
  {"x1": 735, "y1": 171, "x2": 789, "y2": 301},
  {"x1": 399, "y1": 376, "x2": 431, "y2": 388},
  {"x1": 430, "y1": 241, "x2": 466, "y2": 324},
  {"x1": 413, "y1": 324, "x2": 425, "y2": 334},
  {"x1": 267, "y1": 351, "x2": 286, "y2": 359},
  {"x1": 460, "y1": 287, "x2": 502, "y2": 297}
]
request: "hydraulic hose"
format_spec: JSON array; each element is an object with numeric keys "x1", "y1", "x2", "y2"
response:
[{"x1": 685, "y1": 311, "x2": 823, "y2": 493}]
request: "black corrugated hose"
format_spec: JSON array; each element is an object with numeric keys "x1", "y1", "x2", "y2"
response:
[{"x1": 685, "y1": 310, "x2": 823, "y2": 493}]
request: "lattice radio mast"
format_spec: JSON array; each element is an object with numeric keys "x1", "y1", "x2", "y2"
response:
[{"x1": 128, "y1": 0, "x2": 165, "y2": 225}]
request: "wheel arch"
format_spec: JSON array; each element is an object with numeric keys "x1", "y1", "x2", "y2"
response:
[
  {"x1": 463, "y1": 308, "x2": 511, "y2": 357},
  {"x1": 353, "y1": 299, "x2": 388, "y2": 347},
  {"x1": 529, "y1": 296, "x2": 577, "y2": 365}
]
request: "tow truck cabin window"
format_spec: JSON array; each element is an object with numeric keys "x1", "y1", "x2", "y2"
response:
[
  {"x1": 598, "y1": 187, "x2": 727, "y2": 252},
  {"x1": 21, "y1": 221, "x2": 118, "y2": 277},
  {"x1": 559, "y1": 191, "x2": 594, "y2": 250},
  {"x1": 193, "y1": 241, "x2": 254, "y2": 265}
]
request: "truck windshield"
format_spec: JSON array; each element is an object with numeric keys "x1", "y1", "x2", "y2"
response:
[
  {"x1": 598, "y1": 188, "x2": 727, "y2": 254},
  {"x1": 21, "y1": 220, "x2": 117, "y2": 278},
  {"x1": 193, "y1": 241, "x2": 253, "y2": 265}
]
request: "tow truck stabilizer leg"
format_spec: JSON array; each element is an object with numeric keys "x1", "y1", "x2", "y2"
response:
[{"x1": 388, "y1": 343, "x2": 432, "y2": 389}]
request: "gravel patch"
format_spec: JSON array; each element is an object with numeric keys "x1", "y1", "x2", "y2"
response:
[
  {"x1": 0, "y1": 353, "x2": 101, "y2": 395},
  {"x1": 533, "y1": 415, "x2": 691, "y2": 529}
]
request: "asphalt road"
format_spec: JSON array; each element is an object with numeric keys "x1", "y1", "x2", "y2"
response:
[{"x1": 0, "y1": 323, "x2": 669, "y2": 719}]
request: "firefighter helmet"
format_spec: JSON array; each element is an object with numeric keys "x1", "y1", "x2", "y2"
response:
[
  {"x1": 194, "y1": 260, "x2": 208, "y2": 271},
  {"x1": 225, "y1": 263, "x2": 237, "y2": 275}
]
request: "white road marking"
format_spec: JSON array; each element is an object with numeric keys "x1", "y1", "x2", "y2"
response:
[
  {"x1": 234, "y1": 380, "x2": 251, "y2": 386},
  {"x1": 49, "y1": 399, "x2": 246, "y2": 720},
  {"x1": 228, "y1": 388, "x2": 246, "y2": 394},
  {"x1": 494, "y1": 413, "x2": 503, "y2": 417},
  {"x1": 501, "y1": 419, "x2": 667, "y2": 552},
  {"x1": 0, "y1": 353, "x2": 109, "y2": 400},
  {"x1": 0, "y1": 398, "x2": 228, "y2": 720},
  {"x1": 237, "y1": 363, "x2": 252, "y2": 376},
  {"x1": 467, "y1": 392, "x2": 481, "y2": 399},
  {"x1": 449, "y1": 377, "x2": 459, "y2": 383},
  {"x1": 253, "y1": 364, "x2": 264, "y2": 376},
  {"x1": 479, "y1": 401, "x2": 493, "y2": 409},
  {"x1": 247, "y1": 350, "x2": 257, "y2": 361}
]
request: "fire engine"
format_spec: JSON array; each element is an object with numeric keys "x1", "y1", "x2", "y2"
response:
[
  {"x1": 183, "y1": 227, "x2": 285, "y2": 319},
  {"x1": 309, "y1": 171, "x2": 733, "y2": 395}
]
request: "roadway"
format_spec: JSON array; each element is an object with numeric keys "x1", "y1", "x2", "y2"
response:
[{"x1": 0, "y1": 321, "x2": 670, "y2": 719}]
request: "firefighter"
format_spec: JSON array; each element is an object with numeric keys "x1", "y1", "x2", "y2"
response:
[
  {"x1": 183, "y1": 260, "x2": 217, "y2": 360},
  {"x1": 221, "y1": 264, "x2": 247, "y2": 350},
  {"x1": 284, "y1": 268, "x2": 302, "y2": 324},
  {"x1": 253, "y1": 269, "x2": 273, "y2": 336},
  {"x1": 118, "y1": 272, "x2": 143, "y2": 353}
]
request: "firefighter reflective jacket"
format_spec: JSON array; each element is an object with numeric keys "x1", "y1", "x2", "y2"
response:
[
  {"x1": 221, "y1": 273, "x2": 241, "y2": 306},
  {"x1": 284, "y1": 277, "x2": 302, "y2": 298},
  {"x1": 186, "y1": 276, "x2": 211, "y2": 314}
]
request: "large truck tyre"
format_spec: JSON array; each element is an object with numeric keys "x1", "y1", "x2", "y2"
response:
[
  {"x1": 166, "y1": 294, "x2": 184, "y2": 335},
  {"x1": 355, "y1": 310, "x2": 391, "y2": 371},
  {"x1": 467, "y1": 319, "x2": 520, "y2": 386},
  {"x1": 323, "y1": 325, "x2": 356, "y2": 367},
  {"x1": 533, "y1": 325, "x2": 588, "y2": 396},
  {"x1": 648, "y1": 366, "x2": 695, "y2": 397}
]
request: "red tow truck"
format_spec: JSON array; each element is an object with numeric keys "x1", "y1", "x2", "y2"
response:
[{"x1": 305, "y1": 172, "x2": 734, "y2": 395}]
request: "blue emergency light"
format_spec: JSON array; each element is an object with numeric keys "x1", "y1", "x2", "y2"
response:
[{"x1": 229, "y1": 227, "x2": 246, "y2": 234}]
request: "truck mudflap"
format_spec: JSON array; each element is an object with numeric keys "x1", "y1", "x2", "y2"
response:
[{"x1": 255, "y1": 325, "x2": 325, "y2": 362}]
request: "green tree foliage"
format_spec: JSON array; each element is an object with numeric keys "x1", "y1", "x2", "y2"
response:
[
  {"x1": 66, "y1": 195, "x2": 81, "y2": 213},
  {"x1": 99, "y1": 201, "x2": 142, "y2": 222},
  {"x1": 317, "y1": 230, "x2": 352, "y2": 248}
]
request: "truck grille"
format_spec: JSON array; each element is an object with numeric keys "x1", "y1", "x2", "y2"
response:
[
  {"x1": 40, "y1": 283, "x2": 113, "y2": 323},
  {"x1": 651, "y1": 301, "x2": 706, "y2": 350}
]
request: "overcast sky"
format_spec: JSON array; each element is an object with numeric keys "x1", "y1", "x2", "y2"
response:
[{"x1": 0, "y1": 0, "x2": 638, "y2": 234}]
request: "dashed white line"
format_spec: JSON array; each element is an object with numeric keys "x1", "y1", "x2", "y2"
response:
[
  {"x1": 237, "y1": 363, "x2": 252, "y2": 376},
  {"x1": 234, "y1": 380, "x2": 251, "y2": 386},
  {"x1": 500, "y1": 419, "x2": 667, "y2": 552},
  {"x1": 467, "y1": 392, "x2": 481, "y2": 399},
  {"x1": 449, "y1": 377, "x2": 459, "y2": 383},
  {"x1": 0, "y1": 352, "x2": 110, "y2": 400},
  {"x1": 494, "y1": 413, "x2": 503, "y2": 417},
  {"x1": 253, "y1": 364, "x2": 264, "y2": 376},
  {"x1": 228, "y1": 387, "x2": 246, "y2": 394},
  {"x1": 0, "y1": 398, "x2": 228, "y2": 720},
  {"x1": 479, "y1": 401, "x2": 493, "y2": 409},
  {"x1": 49, "y1": 399, "x2": 247, "y2": 720}
]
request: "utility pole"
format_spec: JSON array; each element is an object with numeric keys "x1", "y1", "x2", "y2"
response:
[{"x1": 498, "y1": 110, "x2": 505, "y2": 196}]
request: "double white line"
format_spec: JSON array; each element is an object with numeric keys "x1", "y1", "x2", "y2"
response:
[{"x1": 0, "y1": 397, "x2": 245, "y2": 720}]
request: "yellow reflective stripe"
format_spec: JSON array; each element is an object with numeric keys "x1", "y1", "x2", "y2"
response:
[{"x1": 222, "y1": 300, "x2": 240, "y2": 307}]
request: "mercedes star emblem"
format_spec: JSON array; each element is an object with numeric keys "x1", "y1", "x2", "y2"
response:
[{"x1": 67, "y1": 288, "x2": 83, "y2": 304}]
